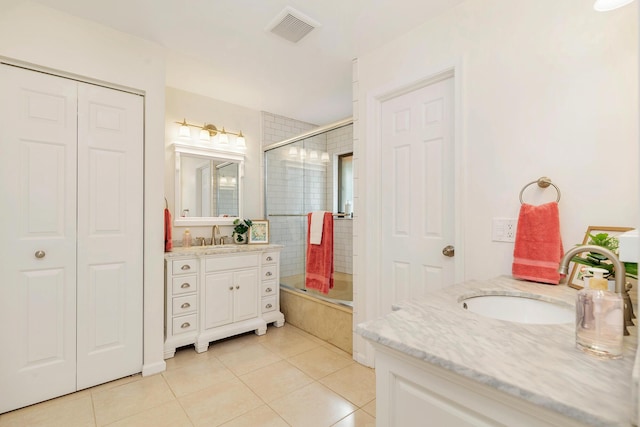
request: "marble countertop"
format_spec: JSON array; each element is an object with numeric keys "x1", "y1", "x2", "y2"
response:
[
  {"x1": 356, "y1": 276, "x2": 638, "y2": 427},
  {"x1": 164, "y1": 244, "x2": 283, "y2": 258}
]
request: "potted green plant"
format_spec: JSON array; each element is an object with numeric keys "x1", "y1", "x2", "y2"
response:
[
  {"x1": 571, "y1": 232, "x2": 638, "y2": 281},
  {"x1": 232, "y1": 218, "x2": 252, "y2": 244}
]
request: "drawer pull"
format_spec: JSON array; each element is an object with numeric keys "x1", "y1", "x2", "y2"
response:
[
  {"x1": 181, "y1": 302, "x2": 190, "y2": 309},
  {"x1": 181, "y1": 283, "x2": 190, "y2": 289},
  {"x1": 265, "y1": 271, "x2": 273, "y2": 277},
  {"x1": 265, "y1": 303, "x2": 273, "y2": 309},
  {"x1": 181, "y1": 265, "x2": 191, "y2": 271},
  {"x1": 181, "y1": 322, "x2": 191, "y2": 329},
  {"x1": 266, "y1": 256, "x2": 273, "y2": 261},
  {"x1": 265, "y1": 287, "x2": 272, "y2": 293}
]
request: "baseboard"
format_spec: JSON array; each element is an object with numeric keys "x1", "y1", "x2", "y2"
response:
[{"x1": 142, "y1": 360, "x2": 166, "y2": 376}]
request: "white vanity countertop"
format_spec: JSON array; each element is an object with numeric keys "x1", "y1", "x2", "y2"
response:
[
  {"x1": 356, "y1": 276, "x2": 638, "y2": 427},
  {"x1": 164, "y1": 244, "x2": 283, "y2": 258}
]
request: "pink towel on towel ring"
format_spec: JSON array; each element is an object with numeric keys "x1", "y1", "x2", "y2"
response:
[
  {"x1": 512, "y1": 202, "x2": 564, "y2": 285},
  {"x1": 164, "y1": 208, "x2": 173, "y2": 252},
  {"x1": 305, "y1": 212, "x2": 334, "y2": 294}
]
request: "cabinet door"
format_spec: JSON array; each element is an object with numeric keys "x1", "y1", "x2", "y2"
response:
[
  {"x1": 204, "y1": 272, "x2": 234, "y2": 329},
  {"x1": 0, "y1": 65, "x2": 78, "y2": 413},
  {"x1": 233, "y1": 269, "x2": 259, "y2": 322}
]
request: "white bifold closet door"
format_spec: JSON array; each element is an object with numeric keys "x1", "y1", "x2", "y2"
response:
[{"x1": 0, "y1": 64, "x2": 143, "y2": 413}]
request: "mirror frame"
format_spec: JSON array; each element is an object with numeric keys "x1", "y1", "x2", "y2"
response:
[{"x1": 173, "y1": 143, "x2": 244, "y2": 226}]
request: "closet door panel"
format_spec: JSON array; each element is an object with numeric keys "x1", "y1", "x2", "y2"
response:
[
  {"x1": 76, "y1": 83, "x2": 143, "y2": 390},
  {"x1": 0, "y1": 64, "x2": 78, "y2": 413}
]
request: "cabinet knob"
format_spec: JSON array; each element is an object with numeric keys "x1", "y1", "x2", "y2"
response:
[
  {"x1": 181, "y1": 265, "x2": 191, "y2": 271},
  {"x1": 235, "y1": 285, "x2": 240, "y2": 289},
  {"x1": 229, "y1": 286, "x2": 234, "y2": 291},
  {"x1": 35, "y1": 250, "x2": 46, "y2": 259},
  {"x1": 266, "y1": 256, "x2": 273, "y2": 261},
  {"x1": 181, "y1": 283, "x2": 190, "y2": 289},
  {"x1": 265, "y1": 303, "x2": 273, "y2": 309},
  {"x1": 181, "y1": 322, "x2": 190, "y2": 329},
  {"x1": 181, "y1": 302, "x2": 190, "y2": 309},
  {"x1": 265, "y1": 287, "x2": 272, "y2": 293},
  {"x1": 265, "y1": 271, "x2": 272, "y2": 277}
]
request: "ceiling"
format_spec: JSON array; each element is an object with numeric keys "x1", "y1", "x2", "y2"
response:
[{"x1": 33, "y1": 0, "x2": 466, "y2": 125}]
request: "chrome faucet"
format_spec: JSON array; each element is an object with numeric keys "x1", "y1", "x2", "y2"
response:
[
  {"x1": 558, "y1": 245, "x2": 632, "y2": 336},
  {"x1": 211, "y1": 225, "x2": 220, "y2": 245}
]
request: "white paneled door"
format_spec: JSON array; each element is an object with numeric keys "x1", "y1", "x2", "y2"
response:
[
  {"x1": 380, "y1": 77, "x2": 455, "y2": 314},
  {"x1": 0, "y1": 64, "x2": 143, "y2": 413}
]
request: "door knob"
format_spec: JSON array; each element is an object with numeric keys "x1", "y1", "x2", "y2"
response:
[{"x1": 442, "y1": 245, "x2": 455, "y2": 257}]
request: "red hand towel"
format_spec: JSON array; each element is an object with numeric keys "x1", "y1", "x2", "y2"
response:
[
  {"x1": 512, "y1": 202, "x2": 564, "y2": 285},
  {"x1": 305, "y1": 212, "x2": 334, "y2": 294},
  {"x1": 164, "y1": 208, "x2": 173, "y2": 252}
]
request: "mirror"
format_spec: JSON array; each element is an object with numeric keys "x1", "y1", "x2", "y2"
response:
[{"x1": 174, "y1": 143, "x2": 244, "y2": 226}]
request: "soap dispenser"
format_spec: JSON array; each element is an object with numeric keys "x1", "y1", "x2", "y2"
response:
[
  {"x1": 182, "y1": 229, "x2": 192, "y2": 248},
  {"x1": 575, "y1": 267, "x2": 623, "y2": 359}
]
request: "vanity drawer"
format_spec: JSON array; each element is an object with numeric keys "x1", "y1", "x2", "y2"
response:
[
  {"x1": 262, "y1": 296, "x2": 277, "y2": 313},
  {"x1": 172, "y1": 294, "x2": 197, "y2": 316},
  {"x1": 172, "y1": 275, "x2": 197, "y2": 295},
  {"x1": 261, "y1": 265, "x2": 277, "y2": 281},
  {"x1": 172, "y1": 313, "x2": 197, "y2": 335},
  {"x1": 172, "y1": 259, "x2": 198, "y2": 275},
  {"x1": 262, "y1": 252, "x2": 278, "y2": 265},
  {"x1": 206, "y1": 254, "x2": 259, "y2": 272},
  {"x1": 262, "y1": 280, "x2": 277, "y2": 297}
]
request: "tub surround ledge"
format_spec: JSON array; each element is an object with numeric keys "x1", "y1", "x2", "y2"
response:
[{"x1": 357, "y1": 275, "x2": 638, "y2": 426}]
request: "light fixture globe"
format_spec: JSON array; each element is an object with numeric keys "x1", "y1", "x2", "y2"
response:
[{"x1": 594, "y1": 0, "x2": 635, "y2": 11}]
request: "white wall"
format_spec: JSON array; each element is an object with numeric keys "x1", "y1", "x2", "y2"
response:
[
  {"x1": 354, "y1": 0, "x2": 638, "y2": 363},
  {"x1": 0, "y1": 1, "x2": 167, "y2": 375},
  {"x1": 165, "y1": 87, "x2": 262, "y2": 240}
]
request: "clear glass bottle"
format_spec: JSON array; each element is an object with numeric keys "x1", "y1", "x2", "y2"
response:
[
  {"x1": 182, "y1": 229, "x2": 192, "y2": 248},
  {"x1": 575, "y1": 267, "x2": 623, "y2": 359}
]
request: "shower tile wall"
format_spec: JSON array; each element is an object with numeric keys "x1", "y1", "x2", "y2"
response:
[{"x1": 262, "y1": 112, "x2": 353, "y2": 279}]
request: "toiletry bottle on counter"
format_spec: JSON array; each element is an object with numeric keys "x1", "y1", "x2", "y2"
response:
[
  {"x1": 345, "y1": 200, "x2": 352, "y2": 217},
  {"x1": 575, "y1": 267, "x2": 623, "y2": 359},
  {"x1": 182, "y1": 229, "x2": 192, "y2": 248}
]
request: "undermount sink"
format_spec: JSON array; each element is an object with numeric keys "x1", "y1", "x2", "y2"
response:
[{"x1": 461, "y1": 294, "x2": 573, "y2": 325}]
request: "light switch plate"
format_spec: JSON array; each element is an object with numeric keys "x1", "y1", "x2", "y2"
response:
[{"x1": 492, "y1": 218, "x2": 517, "y2": 242}]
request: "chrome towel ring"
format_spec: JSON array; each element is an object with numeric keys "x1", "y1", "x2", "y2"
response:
[{"x1": 519, "y1": 176, "x2": 561, "y2": 204}]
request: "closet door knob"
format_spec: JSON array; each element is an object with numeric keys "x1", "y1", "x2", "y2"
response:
[
  {"x1": 442, "y1": 245, "x2": 455, "y2": 257},
  {"x1": 35, "y1": 250, "x2": 46, "y2": 259},
  {"x1": 229, "y1": 286, "x2": 234, "y2": 291},
  {"x1": 235, "y1": 285, "x2": 240, "y2": 289}
]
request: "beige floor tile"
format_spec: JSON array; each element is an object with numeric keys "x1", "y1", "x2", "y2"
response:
[
  {"x1": 164, "y1": 346, "x2": 208, "y2": 371},
  {"x1": 319, "y1": 364, "x2": 376, "y2": 407},
  {"x1": 92, "y1": 374, "x2": 175, "y2": 426},
  {"x1": 361, "y1": 399, "x2": 376, "y2": 417},
  {"x1": 219, "y1": 405, "x2": 289, "y2": 427},
  {"x1": 162, "y1": 356, "x2": 235, "y2": 397},
  {"x1": 216, "y1": 343, "x2": 282, "y2": 376},
  {"x1": 269, "y1": 382, "x2": 357, "y2": 427},
  {"x1": 239, "y1": 360, "x2": 314, "y2": 402},
  {"x1": 0, "y1": 395, "x2": 95, "y2": 427},
  {"x1": 288, "y1": 346, "x2": 354, "y2": 380},
  {"x1": 179, "y1": 377, "x2": 263, "y2": 426},
  {"x1": 87, "y1": 375, "x2": 143, "y2": 394},
  {"x1": 258, "y1": 326, "x2": 321, "y2": 358},
  {"x1": 332, "y1": 409, "x2": 376, "y2": 427},
  {"x1": 104, "y1": 400, "x2": 192, "y2": 427},
  {"x1": 206, "y1": 331, "x2": 262, "y2": 356}
]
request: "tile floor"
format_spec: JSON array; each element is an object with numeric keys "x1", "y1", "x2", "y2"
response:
[{"x1": 0, "y1": 324, "x2": 376, "y2": 427}]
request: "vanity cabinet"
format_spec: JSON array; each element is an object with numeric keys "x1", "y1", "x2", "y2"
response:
[
  {"x1": 164, "y1": 258, "x2": 199, "y2": 358},
  {"x1": 164, "y1": 246, "x2": 284, "y2": 358},
  {"x1": 373, "y1": 344, "x2": 587, "y2": 427}
]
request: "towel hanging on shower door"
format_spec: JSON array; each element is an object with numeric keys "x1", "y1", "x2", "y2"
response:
[{"x1": 305, "y1": 211, "x2": 334, "y2": 294}]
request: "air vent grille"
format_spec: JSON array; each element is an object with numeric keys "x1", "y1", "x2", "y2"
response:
[{"x1": 267, "y1": 7, "x2": 320, "y2": 43}]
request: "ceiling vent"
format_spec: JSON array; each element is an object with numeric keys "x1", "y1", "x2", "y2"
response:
[{"x1": 266, "y1": 6, "x2": 321, "y2": 43}]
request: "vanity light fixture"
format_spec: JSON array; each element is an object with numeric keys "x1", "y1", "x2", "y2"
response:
[
  {"x1": 594, "y1": 0, "x2": 635, "y2": 10},
  {"x1": 175, "y1": 119, "x2": 246, "y2": 148}
]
